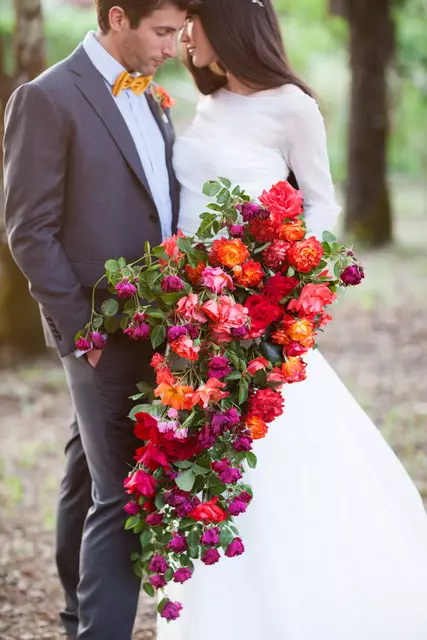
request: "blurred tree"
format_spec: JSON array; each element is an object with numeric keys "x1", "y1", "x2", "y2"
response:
[
  {"x1": 331, "y1": 0, "x2": 395, "y2": 246},
  {"x1": 0, "y1": 0, "x2": 47, "y2": 357}
]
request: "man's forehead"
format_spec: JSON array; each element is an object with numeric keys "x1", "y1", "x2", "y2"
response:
[{"x1": 145, "y1": 6, "x2": 188, "y2": 28}]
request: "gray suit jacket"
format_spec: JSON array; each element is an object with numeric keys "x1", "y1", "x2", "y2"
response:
[{"x1": 3, "y1": 44, "x2": 179, "y2": 357}]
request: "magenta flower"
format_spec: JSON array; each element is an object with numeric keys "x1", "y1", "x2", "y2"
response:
[
  {"x1": 201, "y1": 548, "x2": 221, "y2": 565},
  {"x1": 124, "y1": 502, "x2": 139, "y2": 516},
  {"x1": 75, "y1": 337, "x2": 91, "y2": 352},
  {"x1": 132, "y1": 311, "x2": 147, "y2": 323},
  {"x1": 229, "y1": 224, "x2": 244, "y2": 237},
  {"x1": 146, "y1": 513, "x2": 163, "y2": 526},
  {"x1": 161, "y1": 275, "x2": 185, "y2": 292},
  {"x1": 238, "y1": 202, "x2": 268, "y2": 222},
  {"x1": 115, "y1": 278, "x2": 137, "y2": 298},
  {"x1": 233, "y1": 437, "x2": 253, "y2": 452},
  {"x1": 239, "y1": 491, "x2": 253, "y2": 504},
  {"x1": 219, "y1": 467, "x2": 242, "y2": 484},
  {"x1": 160, "y1": 600, "x2": 183, "y2": 621},
  {"x1": 340, "y1": 264, "x2": 365, "y2": 286},
  {"x1": 89, "y1": 332, "x2": 106, "y2": 350},
  {"x1": 150, "y1": 574, "x2": 167, "y2": 589},
  {"x1": 167, "y1": 325, "x2": 188, "y2": 342},
  {"x1": 212, "y1": 459, "x2": 231, "y2": 474},
  {"x1": 168, "y1": 533, "x2": 188, "y2": 553},
  {"x1": 148, "y1": 555, "x2": 169, "y2": 574},
  {"x1": 124, "y1": 323, "x2": 151, "y2": 340},
  {"x1": 228, "y1": 497, "x2": 248, "y2": 516},
  {"x1": 201, "y1": 527, "x2": 220, "y2": 547},
  {"x1": 185, "y1": 323, "x2": 199, "y2": 339},
  {"x1": 173, "y1": 567, "x2": 193, "y2": 583},
  {"x1": 225, "y1": 537, "x2": 245, "y2": 558},
  {"x1": 231, "y1": 326, "x2": 248, "y2": 338},
  {"x1": 208, "y1": 356, "x2": 232, "y2": 380},
  {"x1": 198, "y1": 426, "x2": 216, "y2": 449}
]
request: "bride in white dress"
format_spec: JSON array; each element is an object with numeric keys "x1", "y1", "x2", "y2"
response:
[{"x1": 158, "y1": 1, "x2": 427, "y2": 638}]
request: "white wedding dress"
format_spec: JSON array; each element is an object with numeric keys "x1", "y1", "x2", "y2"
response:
[{"x1": 157, "y1": 85, "x2": 427, "y2": 639}]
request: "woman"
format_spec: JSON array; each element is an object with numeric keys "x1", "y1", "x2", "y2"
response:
[{"x1": 158, "y1": 1, "x2": 427, "y2": 638}]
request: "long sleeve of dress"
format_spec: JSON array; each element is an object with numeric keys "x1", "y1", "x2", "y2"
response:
[{"x1": 283, "y1": 93, "x2": 341, "y2": 239}]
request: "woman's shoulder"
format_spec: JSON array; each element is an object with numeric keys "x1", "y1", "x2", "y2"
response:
[{"x1": 275, "y1": 84, "x2": 320, "y2": 113}]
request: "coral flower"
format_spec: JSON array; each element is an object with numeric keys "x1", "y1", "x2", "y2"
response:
[
  {"x1": 155, "y1": 382, "x2": 198, "y2": 410},
  {"x1": 210, "y1": 238, "x2": 249, "y2": 268},
  {"x1": 245, "y1": 415, "x2": 269, "y2": 440},
  {"x1": 196, "y1": 378, "x2": 230, "y2": 408}
]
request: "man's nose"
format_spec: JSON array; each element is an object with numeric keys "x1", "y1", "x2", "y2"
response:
[
  {"x1": 180, "y1": 23, "x2": 189, "y2": 43},
  {"x1": 163, "y1": 35, "x2": 178, "y2": 59}
]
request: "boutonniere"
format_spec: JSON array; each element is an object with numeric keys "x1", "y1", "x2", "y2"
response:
[{"x1": 149, "y1": 83, "x2": 176, "y2": 123}]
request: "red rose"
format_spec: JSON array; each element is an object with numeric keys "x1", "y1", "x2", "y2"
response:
[
  {"x1": 134, "y1": 412, "x2": 158, "y2": 440},
  {"x1": 287, "y1": 237, "x2": 324, "y2": 273},
  {"x1": 248, "y1": 217, "x2": 279, "y2": 243},
  {"x1": 190, "y1": 497, "x2": 227, "y2": 523},
  {"x1": 246, "y1": 388, "x2": 285, "y2": 423},
  {"x1": 123, "y1": 470, "x2": 156, "y2": 498},
  {"x1": 245, "y1": 294, "x2": 284, "y2": 332},
  {"x1": 259, "y1": 180, "x2": 303, "y2": 225},
  {"x1": 263, "y1": 274, "x2": 299, "y2": 302},
  {"x1": 134, "y1": 443, "x2": 171, "y2": 471}
]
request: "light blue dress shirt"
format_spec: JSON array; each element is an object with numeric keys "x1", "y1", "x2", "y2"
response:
[{"x1": 83, "y1": 31, "x2": 172, "y2": 240}]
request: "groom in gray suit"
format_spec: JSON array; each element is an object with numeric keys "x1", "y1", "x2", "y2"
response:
[{"x1": 3, "y1": 1, "x2": 195, "y2": 638}]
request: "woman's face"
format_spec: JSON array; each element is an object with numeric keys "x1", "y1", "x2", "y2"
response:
[{"x1": 180, "y1": 14, "x2": 217, "y2": 68}]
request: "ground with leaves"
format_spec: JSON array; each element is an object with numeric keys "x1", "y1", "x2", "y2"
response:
[{"x1": 1, "y1": 184, "x2": 426, "y2": 639}]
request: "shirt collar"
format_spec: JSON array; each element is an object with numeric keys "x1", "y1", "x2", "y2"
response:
[{"x1": 82, "y1": 30, "x2": 127, "y2": 87}]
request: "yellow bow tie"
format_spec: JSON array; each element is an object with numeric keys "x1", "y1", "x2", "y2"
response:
[{"x1": 112, "y1": 71, "x2": 153, "y2": 97}]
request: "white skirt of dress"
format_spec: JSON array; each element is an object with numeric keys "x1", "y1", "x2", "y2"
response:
[{"x1": 157, "y1": 350, "x2": 427, "y2": 640}]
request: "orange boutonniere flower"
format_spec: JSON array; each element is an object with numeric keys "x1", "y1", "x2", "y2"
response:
[{"x1": 150, "y1": 83, "x2": 176, "y2": 109}]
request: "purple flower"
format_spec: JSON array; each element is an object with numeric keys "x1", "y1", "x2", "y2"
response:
[
  {"x1": 219, "y1": 467, "x2": 242, "y2": 484},
  {"x1": 199, "y1": 426, "x2": 216, "y2": 450},
  {"x1": 208, "y1": 356, "x2": 232, "y2": 380},
  {"x1": 225, "y1": 537, "x2": 245, "y2": 558},
  {"x1": 115, "y1": 279, "x2": 137, "y2": 299},
  {"x1": 133, "y1": 311, "x2": 147, "y2": 323},
  {"x1": 173, "y1": 567, "x2": 193, "y2": 583},
  {"x1": 150, "y1": 574, "x2": 167, "y2": 589},
  {"x1": 202, "y1": 548, "x2": 221, "y2": 565},
  {"x1": 160, "y1": 600, "x2": 183, "y2": 621},
  {"x1": 161, "y1": 275, "x2": 185, "y2": 292},
  {"x1": 164, "y1": 469, "x2": 179, "y2": 480},
  {"x1": 238, "y1": 202, "x2": 268, "y2": 222},
  {"x1": 75, "y1": 337, "x2": 91, "y2": 352},
  {"x1": 340, "y1": 264, "x2": 365, "y2": 286},
  {"x1": 168, "y1": 533, "x2": 188, "y2": 553},
  {"x1": 229, "y1": 224, "x2": 244, "y2": 237},
  {"x1": 185, "y1": 323, "x2": 199, "y2": 340},
  {"x1": 175, "y1": 500, "x2": 194, "y2": 518},
  {"x1": 233, "y1": 437, "x2": 253, "y2": 452},
  {"x1": 231, "y1": 326, "x2": 249, "y2": 338},
  {"x1": 148, "y1": 555, "x2": 169, "y2": 574},
  {"x1": 201, "y1": 527, "x2": 220, "y2": 547},
  {"x1": 167, "y1": 325, "x2": 188, "y2": 342},
  {"x1": 124, "y1": 323, "x2": 151, "y2": 340},
  {"x1": 89, "y1": 332, "x2": 106, "y2": 349},
  {"x1": 212, "y1": 459, "x2": 230, "y2": 474},
  {"x1": 211, "y1": 408, "x2": 240, "y2": 433},
  {"x1": 228, "y1": 497, "x2": 248, "y2": 516},
  {"x1": 124, "y1": 502, "x2": 139, "y2": 516},
  {"x1": 239, "y1": 491, "x2": 253, "y2": 504},
  {"x1": 146, "y1": 513, "x2": 163, "y2": 526},
  {"x1": 223, "y1": 407, "x2": 240, "y2": 427}
]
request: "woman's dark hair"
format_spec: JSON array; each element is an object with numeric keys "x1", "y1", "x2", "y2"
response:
[
  {"x1": 97, "y1": 0, "x2": 197, "y2": 33},
  {"x1": 184, "y1": 0, "x2": 314, "y2": 97}
]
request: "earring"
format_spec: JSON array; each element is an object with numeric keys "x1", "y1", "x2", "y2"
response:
[{"x1": 209, "y1": 62, "x2": 227, "y2": 76}]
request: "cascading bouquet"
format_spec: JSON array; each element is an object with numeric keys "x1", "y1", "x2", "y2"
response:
[{"x1": 76, "y1": 178, "x2": 364, "y2": 622}]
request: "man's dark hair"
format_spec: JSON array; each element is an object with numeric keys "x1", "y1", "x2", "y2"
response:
[{"x1": 96, "y1": 0, "x2": 197, "y2": 33}]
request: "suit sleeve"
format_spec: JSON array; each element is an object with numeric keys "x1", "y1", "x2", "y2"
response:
[{"x1": 3, "y1": 82, "x2": 92, "y2": 357}]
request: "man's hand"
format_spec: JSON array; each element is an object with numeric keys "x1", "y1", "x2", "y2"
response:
[{"x1": 86, "y1": 349, "x2": 104, "y2": 369}]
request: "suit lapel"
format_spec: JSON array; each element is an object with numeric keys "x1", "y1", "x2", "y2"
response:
[
  {"x1": 68, "y1": 45, "x2": 155, "y2": 203},
  {"x1": 146, "y1": 92, "x2": 180, "y2": 232}
]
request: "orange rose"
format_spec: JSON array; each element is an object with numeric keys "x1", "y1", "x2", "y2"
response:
[
  {"x1": 246, "y1": 415, "x2": 269, "y2": 440},
  {"x1": 170, "y1": 335, "x2": 200, "y2": 361},
  {"x1": 155, "y1": 382, "x2": 198, "y2": 410},
  {"x1": 285, "y1": 317, "x2": 316, "y2": 347},
  {"x1": 185, "y1": 262, "x2": 206, "y2": 285},
  {"x1": 279, "y1": 221, "x2": 306, "y2": 242},
  {"x1": 281, "y1": 357, "x2": 307, "y2": 383},
  {"x1": 271, "y1": 328, "x2": 288, "y2": 345},
  {"x1": 210, "y1": 238, "x2": 249, "y2": 269},
  {"x1": 233, "y1": 260, "x2": 264, "y2": 288},
  {"x1": 287, "y1": 237, "x2": 324, "y2": 273}
]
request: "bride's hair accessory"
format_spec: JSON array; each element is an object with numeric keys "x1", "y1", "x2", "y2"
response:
[{"x1": 252, "y1": 0, "x2": 265, "y2": 6}]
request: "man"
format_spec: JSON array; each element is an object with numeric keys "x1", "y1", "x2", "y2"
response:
[{"x1": 3, "y1": 1, "x2": 195, "y2": 638}]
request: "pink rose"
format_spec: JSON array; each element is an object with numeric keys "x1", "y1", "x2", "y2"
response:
[
  {"x1": 176, "y1": 294, "x2": 207, "y2": 323},
  {"x1": 123, "y1": 470, "x2": 156, "y2": 498},
  {"x1": 201, "y1": 267, "x2": 235, "y2": 294}
]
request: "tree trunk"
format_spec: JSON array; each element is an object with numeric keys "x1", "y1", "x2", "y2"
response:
[
  {"x1": 0, "y1": 0, "x2": 47, "y2": 359},
  {"x1": 345, "y1": 0, "x2": 395, "y2": 245}
]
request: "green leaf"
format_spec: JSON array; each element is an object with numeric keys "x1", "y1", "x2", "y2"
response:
[
  {"x1": 140, "y1": 530, "x2": 153, "y2": 547},
  {"x1": 143, "y1": 583, "x2": 155, "y2": 598},
  {"x1": 206, "y1": 203, "x2": 222, "y2": 212},
  {"x1": 260, "y1": 341, "x2": 283, "y2": 363},
  {"x1": 177, "y1": 237, "x2": 194, "y2": 253},
  {"x1": 192, "y1": 463, "x2": 210, "y2": 476},
  {"x1": 334, "y1": 262, "x2": 342, "y2": 279},
  {"x1": 219, "y1": 177, "x2": 232, "y2": 188},
  {"x1": 188, "y1": 528, "x2": 200, "y2": 548},
  {"x1": 179, "y1": 517, "x2": 196, "y2": 530},
  {"x1": 118, "y1": 257, "x2": 127, "y2": 268},
  {"x1": 133, "y1": 563, "x2": 144, "y2": 578},
  {"x1": 151, "y1": 324, "x2": 166, "y2": 349},
  {"x1": 130, "y1": 551, "x2": 140, "y2": 561},
  {"x1": 225, "y1": 371, "x2": 242, "y2": 381},
  {"x1": 129, "y1": 403, "x2": 165, "y2": 420},
  {"x1": 322, "y1": 230, "x2": 336, "y2": 243},
  {"x1": 105, "y1": 259, "x2": 119, "y2": 273},
  {"x1": 101, "y1": 298, "x2": 119, "y2": 316},
  {"x1": 104, "y1": 316, "x2": 119, "y2": 334},
  {"x1": 154, "y1": 493, "x2": 165, "y2": 511},
  {"x1": 136, "y1": 381, "x2": 154, "y2": 397},
  {"x1": 92, "y1": 315, "x2": 104, "y2": 329},
  {"x1": 220, "y1": 527, "x2": 234, "y2": 548},
  {"x1": 238, "y1": 381, "x2": 248, "y2": 405},
  {"x1": 217, "y1": 188, "x2": 230, "y2": 204},
  {"x1": 174, "y1": 460, "x2": 193, "y2": 469},
  {"x1": 246, "y1": 451, "x2": 258, "y2": 469},
  {"x1": 146, "y1": 310, "x2": 166, "y2": 319},
  {"x1": 125, "y1": 516, "x2": 140, "y2": 530},
  {"x1": 175, "y1": 469, "x2": 196, "y2": 492},
  {"x1": 140, "y1": 544, "x2": 155, "y2": 563},
  {"x1": 157, "y1": 597, "x2": 169, "y2": 614},
  {"x1": 165, "y1": 567, "x2": 174, "y2": 582},
  {"x1": 202, "y1": 180, "x2": 221, "y2": 197}
]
